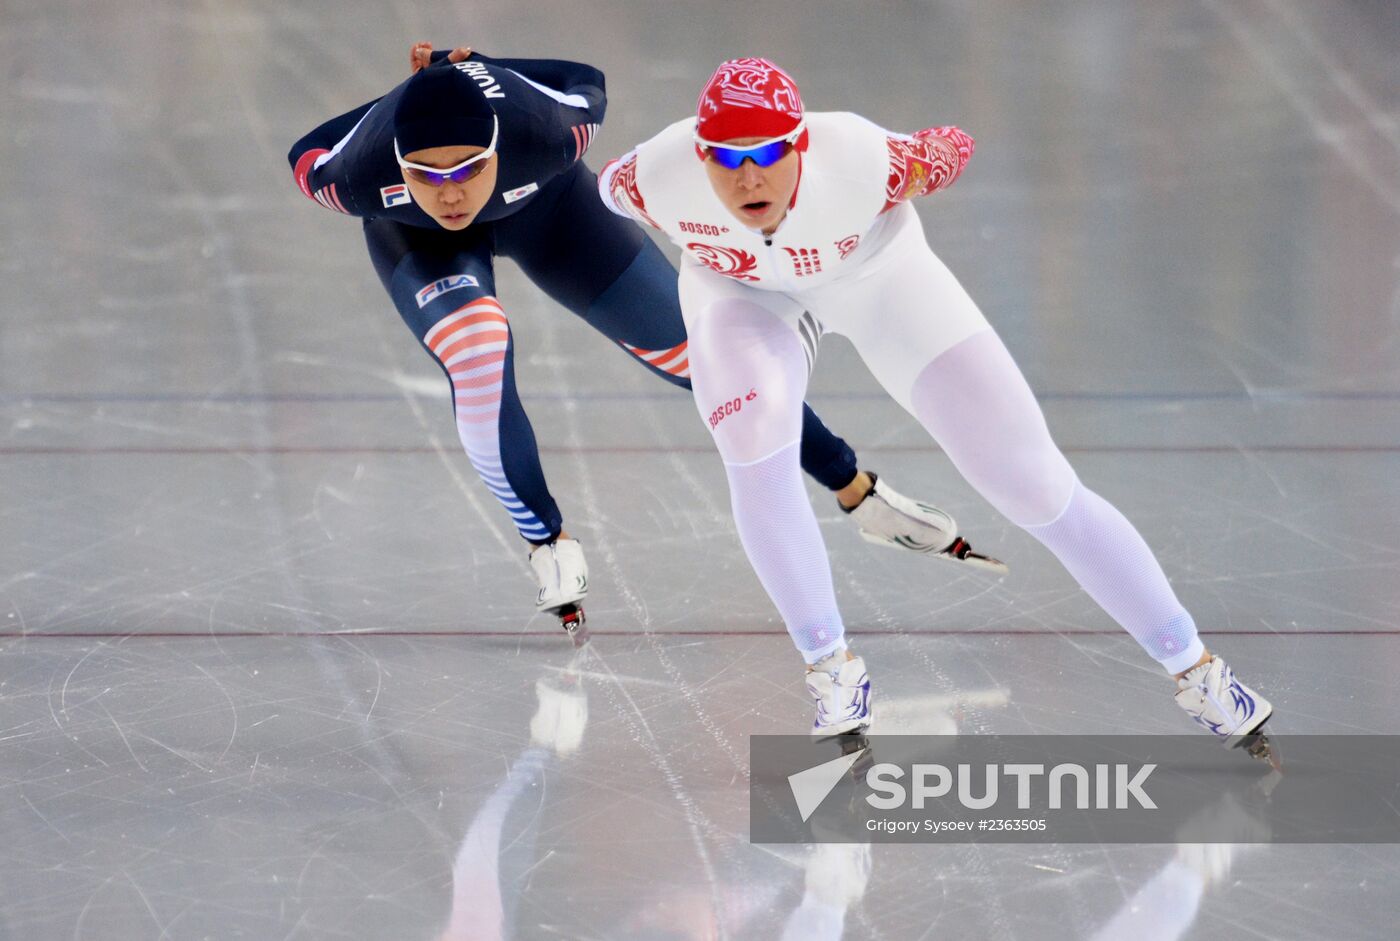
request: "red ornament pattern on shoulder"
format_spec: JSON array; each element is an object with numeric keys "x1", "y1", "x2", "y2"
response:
[
  {"x1": 606, "y1": 155, "x2": 660, "y2": 229},
  {"x1": 922, "y1": 126, "x2": 975, "y2": 165},
  {"x1": 687, "y1": 243, "x2": 760, "y2": 281},
  {"x1": 881, "y1": 127, "x2": 974, "y2": 213}
]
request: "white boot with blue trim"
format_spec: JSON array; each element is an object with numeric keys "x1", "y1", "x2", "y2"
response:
[
  {"x1": 1174, "y1": 655, "x2": 1278, "y2": 767},
  {"x1": 806, "y1": 650, "x2": 873, "y2": 737}
]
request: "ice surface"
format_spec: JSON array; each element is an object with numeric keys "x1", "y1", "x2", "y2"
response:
[{"x1": 2, "y1": 0, "x2": 1399, "y2": 937}]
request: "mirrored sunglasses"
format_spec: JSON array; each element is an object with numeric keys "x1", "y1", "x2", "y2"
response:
[
  {"x1": 695, "y1": 123, "x2": 803, "y2": 170},
  {"x1": 394, "y1": 122, "x2": 498, "y2": 186},
  {"x1": 704, "y1": 139, "x2": 792, "y2": 169}
]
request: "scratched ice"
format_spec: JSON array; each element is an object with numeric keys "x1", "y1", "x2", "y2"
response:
[{"x1": 1, "y1": 0, "x2": 1399, "y2": 938}]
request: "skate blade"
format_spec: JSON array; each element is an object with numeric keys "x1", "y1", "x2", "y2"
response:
[
  {"x1": 839, "y1": 732, "x2": 876, "y2": 780},
  {"x1": 858, "y1": 531, "x2": 1009, "y2": 575},
  {"x1": 555, "y1": 604, "x2": 590, "y2": 647},
  {"x1": 945, "y1": 551, "x2": 1009, "y2": 575},
  {"x1": 1234, "y1": 725, "x2": 1282, "y2": 772},
  {"x1": 812, "y1": 720, "x2": 872, "y2": 741},
  {"x1": 938, "y1": 536, "x2": 1009, "y2": 575}
]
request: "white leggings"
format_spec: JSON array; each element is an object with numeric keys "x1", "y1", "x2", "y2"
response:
[{"x1": 681, "y1": 208, "x2": 1204, "y2": 674}]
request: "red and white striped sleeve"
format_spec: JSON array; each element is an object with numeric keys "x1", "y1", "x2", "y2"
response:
[
  {"x1": 287, "y1": 99, "x2": 378, "y2": 217},
  {"x1": 597, "y1": 150, "x2": 661, "y2": 229},
  {"x1": 881, "y1": 126, "x2": 975, "y2": 213}
]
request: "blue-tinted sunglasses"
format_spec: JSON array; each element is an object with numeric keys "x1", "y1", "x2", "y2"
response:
[
  {"x1": 695, "y1": 125, "x2": 803, "y2": 169},
  {"x1": 394, "y1": 118, "x2": 499, "y2": 186}
]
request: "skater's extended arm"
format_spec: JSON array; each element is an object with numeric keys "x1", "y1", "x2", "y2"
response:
[
  {"x1": 413, "y1": 44, "x2": 606, "y2": 125},
  {"x1": 596, "y1": 149, "x2": 660, "y2": 229},
  {"x1": 880, "y1": 126, "x2": 975, "y2": 212},
  {"x1": 475, "y1": 53, "x2": 606, "y2": 124},
  {"x1": 411, "y1": 42, "x2": 470, "y2": 72},
  {"x1": 287, "y1": 99, "x2": 379, "y2": 213}
]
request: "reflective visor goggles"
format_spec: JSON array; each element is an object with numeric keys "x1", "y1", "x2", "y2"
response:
[
  {"x1": 394, "y1": 118, "x2": 499, "y2": 185},
  {"x1": 694, "y1": 123, "x2": 804, "y2": 170}
]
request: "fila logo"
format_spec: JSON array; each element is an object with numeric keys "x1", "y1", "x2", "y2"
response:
[
  {"x1": 415, "y1": 274, "x2": 480, "y2": 308},
  {"x1": 380, "y1": 184, "x2": 411, "y2": 208},
  {"x1": 503, "y1": 182, "x2": 539, "y2": 204},
  {"x1": 783, "y1": 247, "x2": 823, "y2": 277}
]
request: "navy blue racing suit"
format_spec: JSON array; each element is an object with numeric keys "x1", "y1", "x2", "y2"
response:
[{"x1": 288, "y1": 51, "x2": 857, "y2": 543}]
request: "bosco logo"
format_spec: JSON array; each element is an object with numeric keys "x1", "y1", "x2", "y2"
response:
[
  {"x1": 679, "y1": 221, "x2": 729, "y2": 236},
  {"x1": 709, "y1": 389, "x2": 758, "y2": 430}
]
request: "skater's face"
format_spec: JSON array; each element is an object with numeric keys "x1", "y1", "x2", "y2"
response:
[
  {"x1": 400, "y1": 144, "x2": 498, "y2": 230},
  {"x1": 702, "y1": 136, "x2": 800, "y2": 235}
]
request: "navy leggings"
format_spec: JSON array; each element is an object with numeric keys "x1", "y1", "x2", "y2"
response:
[{"x1": 365, "y1": 162, "x2": 857, "y2": 543}]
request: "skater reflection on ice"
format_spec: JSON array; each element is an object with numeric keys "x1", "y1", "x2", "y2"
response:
[
  {"x1": 430, "y1": 649, "x2": 589, "y2": 940},
  {"x1": 425, "y1": 669, "x2": 1270, "y2": 940},
  {"x1": 1086, "y1": 784, "x2": 1275, "y2": 941},
  {"x1": 424, "y1": 644, "x2": 878, "y2": 941}
]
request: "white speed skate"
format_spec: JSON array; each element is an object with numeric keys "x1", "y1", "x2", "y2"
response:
[
  {"x1": 844, "y1": 473, "x2": 1007, "y2": 574},
  {"x1": 1174, "y1": 656, "x2": 1279, "y2": 767},
  {"x1": 529, "y1": 537, "x2": 589, "y2": 639},
  {"x1": 806, "y1": 653, "x2": 873, "y2": 737}
]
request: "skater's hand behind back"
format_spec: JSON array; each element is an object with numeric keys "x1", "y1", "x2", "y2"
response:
[{"x1": 409, "y1": 42, "x2": 472, "y2": 75}]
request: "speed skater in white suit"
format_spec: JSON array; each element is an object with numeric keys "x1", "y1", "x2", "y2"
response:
[{"x1": 598, "y1": 58, "x2": 1276, "y2": 763}]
